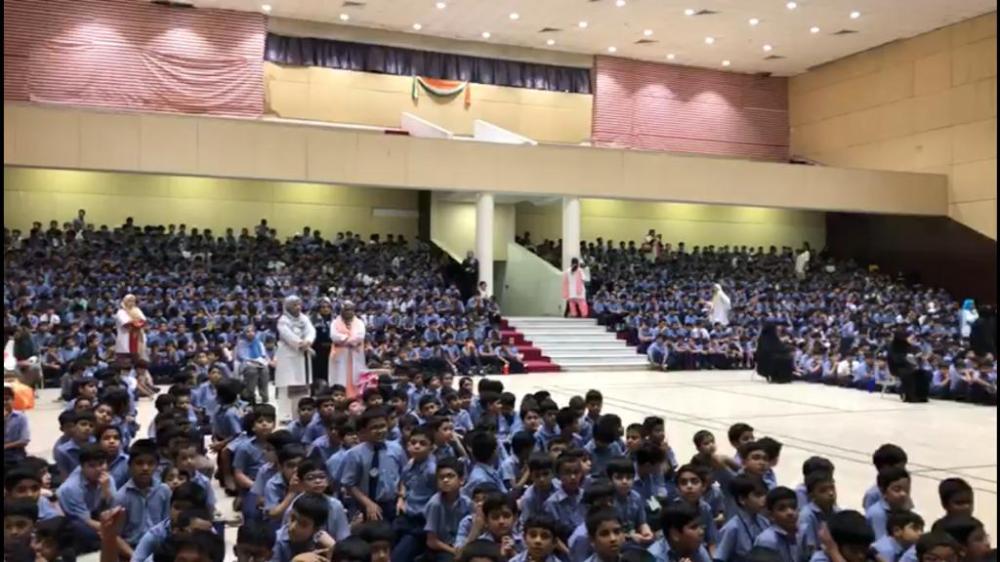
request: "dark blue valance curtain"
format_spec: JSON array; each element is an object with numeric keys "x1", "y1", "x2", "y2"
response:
[{"x1": 264, "y1": 33, "x2": 592, "y2": 94}]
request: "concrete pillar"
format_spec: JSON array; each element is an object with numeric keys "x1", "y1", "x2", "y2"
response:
[
  {"x1": 475, "y1": 192, "x2": 495, "y2": 295},
  {"x1": 562, "y1": 196, "x2": 581, "y2": 270}
]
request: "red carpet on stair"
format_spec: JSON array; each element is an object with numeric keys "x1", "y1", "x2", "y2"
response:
[{"x1": 499, "y1": 318, "x2": 560, "y2": 373}]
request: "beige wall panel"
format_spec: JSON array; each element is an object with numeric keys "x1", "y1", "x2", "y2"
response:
[
  {"x1": 952, "y1": 118, "x2": 997, "y2": 164},
  {"x1": 875, "y1": 64, "x2": 916, "y2": 107},
  {"x1": 949, "y1": 78, "x2": 997, "y2": 125},
  {"x1": 914, "y1": 51, "x2": 953, "y2": 97},
  {"x1": 951, "y1": 158, "x2": 998, "y2": 203},
  {"x1": 912, "y1": 90, "x2": 953, "y2": 133},
  {"x1": 3, "y1": 105, "x2": 14, "y2": 163},
  {"x1": 196, "y1": 120, "x2": 258, "y2": 178},
  {"x1": 951, "y1": 37, "x2": 997, "y2": 87},
  {"x1": 113, "y1": 172, "x2": 171, "y2": 198},
  {"x1": 304, "y1": 130, "x2": 360, "y2": 183},
  {"x1": 10, "y1": 105, "x2": 80, "y2": 167},
  {"x1": 951, "y1": 12, "x2": 998, "y2": 47},
  {"x1": 950, "y1": 200, "x2": 998, "y2": 239},
  {"x1": 267, "y1": 80, "x2": 310, "y2": 120},
  {"x1": 79, "y1": 112, "x2": 141, "y2": 171},
  {"x1": 354, "y1": 134, "x2": 411, "y2": 187},
  {"x1": 139, "y1": 114, "x2": 199, "y2": 174},
  {"x1": 254, "y1": 125, "x2": 309, "y2": 180}
]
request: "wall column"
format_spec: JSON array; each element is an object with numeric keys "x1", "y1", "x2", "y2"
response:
[
  {"x1": 561, "y1": 196, "x2": 581, "y2": 270},
  {"x1": 475, "y1": 192, "x2": 495, "y2": 295}
]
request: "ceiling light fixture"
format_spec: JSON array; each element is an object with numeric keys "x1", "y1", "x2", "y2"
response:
[
  {"x1": 704, "y1": 36, "x2": 715, "y2": 45},
  {"x1": 578, "y1": 20, "x2": 589, "y2": 29},
  {"x1": 546, "y1": 39, "x2": 556, "y2": 46},
  {"x1": 748, "y1": 17, "x2": 759, "y2": 26},
  {"x1": 608, "y1": 46, "x2": 618, "y2": 53},
  {"x1": 786, "y1": 1, "x2": 797, "y2": 9},
  {"x1": 810, "y1": 26, "x2": 821, "y2": 33},
  {"x1": 850, "y1": 10, "x2": 861, "y2": 19},
  {"x1": 684, "y1": 8, "x2": 695, "y2": 16},
  {"x1": 762, "y1": 44, "x2": 773, "y2": 51},
  {"x1": 435, "y1": 1, "x2": 446, "y2": 8},
  {"x1": 260, "y1": 3, "x2": 271, "y2": 12},
  {"x1": 481, "y1": 31, "x2": 491, "y2": 38},
  {"x1": 643, "y1": 29, "x2": 654, "y2": 37},
  {"x1": 509, "y1": 12, "x2": 519, "y2": 20},
  {"x1": 339, "y1": 13, "x2": 350, "y2": 21},
  {"x1": 721, "y1": 59, "x2": 731, "y2": 66},
  {"x1": 615, "y1": 0, "x2": 626, "y2": 7},
  {"x1": 666, "y1": 53, "x2": 676, "y2": 60},
  {"x1": 412, "y1": 23, "x2": 422, "y2": 30}
]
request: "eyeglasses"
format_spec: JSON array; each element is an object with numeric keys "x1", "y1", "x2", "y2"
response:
[{"x1": 302, "y1": 473, "x2": 327, "y2": 482}]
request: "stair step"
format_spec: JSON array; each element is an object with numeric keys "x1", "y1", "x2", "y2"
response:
[
  {"x1": 546, "y1": 350, "x2": 641, "y2": 359},
  {"x1": 508, "y1": 317, "x2": 595, "y2": 322},
  {"x1": 527, "y1": 336, "x2": 621, "y2": 345},
  {"x1": 525, "y1": 342, "x2": 629, "y2": 350}
]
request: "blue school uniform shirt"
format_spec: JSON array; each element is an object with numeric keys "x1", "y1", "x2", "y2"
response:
[
  {"x1": 326, "y1": 449, "x2": 349, "y2": 484},
  {"x1": 464, "y1": 462, "x2": 509, "y2": 496},
  {"x1": 271, "y1": 527, "x2": 319, "y2": 562},
  {"x1": 401, "y1": 456, "x2": 438, "y2": 516},
  {"x1": 193, "y1": 381, "x2": 219, "y2": 420},
  {"x1": 475, "y1": 531, "x2": 526, "y2": 555},
  {"x1": 809, "y1": 551, "x2": 832, "y2": 562},
  {"x1": 716, "y1": 509, "x2": 770, "y2": 562},
  {"x1": 568, "y1": 522, "x2": 593, "y2": 561},
  {"x1": 281, "y1": 493, "x2": 351, "y2": 541},
  {"x1": 500, "y1": 455, "x2": 523, "y2": 490},
  {"x1": 54, "y1": 439, "x2": 89, "y2": 477},
  {"x1": 57, "y1": 469, "x2": 107, "y2": 522},
  {"x1": 452, "y1": 409, "x2": 474, "y2": 433},
  {"x1": 340, "y1": 440, "x2": 406, "y2": 504},
  {"x1": 4, "y1": 411, "x2": 30, "y2": 449},
  {"x1": 866, "y1": 499, "x2": 893, "y2": 540},
  {"x1": 424, "y1": 492, "x2": 474, "y2": 547},
  {"x1": 130, "y1": 520, "x2": 171, "y2": 562},
  {"x1": 754, "y1": 525, "x2": 800, "y2": 562},
  {"x1": 212, "y1": 407, "x2": 243, "y2": 441},
  {"x1": 534, "y1": 424, "x2": 559, "y2": 451},
  {"x1": 37, "y1": 497, "x2": 61, "y2": 520},
  {"x1": 191, "y1": 470, "x2": 217, "y2": 511},
  {"x1": 251, "y1": 462, "x2": 277, "y2": 497},
  {"x1": 108, "y1": 450, "x2": 131, "y2": 489},
  {"x1": 798, "y1": 502, "x2": 840, "y2": 558},
  {"x1": 263, "y1": 473, "x2": 290, "y2": 514},
  {"x1": 302, "y1": 417, "x2": 327, "y2": 444},
  {"x1": 308, "y1": 435, "x2": 340, "y2": 460},
  {"x1": 647, "y1": 537, "x2": 713, "y2": 562},
  {"x1": 113, "y1": 480, "x2": 172, "y2": 546},
  {"x1": 634, "y1": 470, "x2": 671, "y2": 504},
  {"x1": 544, "y1": 487, "x2": 586, "y2": 531},
  {"x1": 899, "y1": 546, "x2": 918, "y2": 562},
  {"x1": 585, "y1": 440, "x2": 626, "y2": 477},
  {"x1": 614, "y1": 490, "x2": 648, "y2": 533},
  {"x1": 872, "y1": 535, "x2": 905, "y2": 562},
  {"x1": 286, "y1": 419, "x2": 309, "y2": 443},
  {"x1": 519, "y1": 483, "x2": 555, "y2": 523},
  {"x1": 233, "y1": 436, "x2": 268, "y2": 480},
  {"x1": 510, "y1": 553, "x2": 559, "y2": 562},
  {"x1": 670, "y1": 498, "x2": 721, "y2": 548},
  {"x1": 795, "y1": 483, "x2": 809, "y2": 511}
]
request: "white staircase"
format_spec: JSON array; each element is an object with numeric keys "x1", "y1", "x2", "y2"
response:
[{"x1": 506, "y1": 316, "x2": 649, "y2": 371}]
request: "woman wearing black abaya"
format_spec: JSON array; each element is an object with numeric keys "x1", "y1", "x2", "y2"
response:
[
  {"x1": 888, "y1": 330, "x2": 930, "y2": 403},
  {"x1": 311, "y1": 297, "x2": 334, "y2": 386},
  {"x1": 755, "y1": 323, "x2": 794, "y2": 383}
]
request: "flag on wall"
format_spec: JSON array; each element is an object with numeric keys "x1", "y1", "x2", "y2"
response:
[{"x1": 411, "y1": 76, "x2": 471, "y2": 107}]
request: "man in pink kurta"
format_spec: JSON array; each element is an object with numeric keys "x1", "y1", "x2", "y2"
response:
[
  {"x1": 562, "y1": 257, "x2": 590, "y2": 318},
  {"x1": 328, "y1": 301, "x2": 367, "y2": 398}
]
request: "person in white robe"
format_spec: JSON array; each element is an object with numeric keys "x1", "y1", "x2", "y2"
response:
[
  {"x1": 275, "y1": 295, "x2": 315, "y2": 421},
  {"x1": 115, "y1": 294, "x2": 157, "y2": 397},
  {"x1": 329, "y1": 301, "x2": 367, "y2": 399},
  {"x1": 562, "y1": 257, "x2": 590, "y2": 318},
  {"x1": 709, "y1": 284, "x2": 732, "y2": 326},
  {"x1": 794, "y1": 249, "x2": 811, "y2": 280}
]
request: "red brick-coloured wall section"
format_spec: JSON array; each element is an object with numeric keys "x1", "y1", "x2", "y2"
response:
[
  {"x1": 4, "y1": 0, "x2": 264, "y2": 117},
  {"x1": 592, "y1": 56, "x2": 789, "y2": 161}
]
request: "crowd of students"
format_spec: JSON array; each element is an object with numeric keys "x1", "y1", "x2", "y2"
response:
[
  {"x1": 4, "y1": 372, "x2": 995, "y2": 562},
  {"x1": 522, "y1": 233, "x2": 996, "y2": 404}
]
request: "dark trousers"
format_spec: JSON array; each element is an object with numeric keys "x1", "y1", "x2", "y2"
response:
[
  {"x1": 899, "y1": 369, "x2": 930, "y2": 402},
  {"x1": 391, "y1": 513, "x2": 427, "y2": 562},
  {"x1": 67, "y1": 517, "x2": 101, "y2": 553}
]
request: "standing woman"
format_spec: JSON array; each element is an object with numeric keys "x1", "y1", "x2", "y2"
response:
[
  {"x1": 562, "y1": 257, "x2": 590, "y2": 318},
  {"x1": 755, "y1": 322, "x2": 793, "y2": 383},
  {"x1": 329, "y1": 301, "x2": 367, "y2": 399},
  {"x1": 959, "y1": 299, "x2": 979, "y2": 339},
  {"x1": 275, "y1": 296, "x2": 315, "y2": 422},
  {"x1": 708, "y1": 284, "x2": 732, "y2": 326},
  {"x1": 115, "y1": 294, "x2": 157, "y2": 397},
  {"x1": 888, "y1": 330, "x2": 930, "y2": 403},
  {"x1": 311, "y1": 297, "x2": 335, "y2": 387}
]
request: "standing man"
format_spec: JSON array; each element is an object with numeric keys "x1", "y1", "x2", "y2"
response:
[
  {"x1": 275, "y1": 296, "x2": 315, "y2": 422},
  {"x1": 562, "y1": 257, "x2": 590, "y2": 318},
  {"x1": 329, "y1": 301, "x2": 367, "y2": 399},
  {"x1": 236, "y1": 326, "x2": 271, "y2": 405}
]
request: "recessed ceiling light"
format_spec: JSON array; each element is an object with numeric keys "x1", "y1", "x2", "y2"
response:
[
  {"x1": 412, "y1": 23, "x2": 422, "y2": 30},
  {"x1": 704, "y1": 36, "x2": 715, "y2": 45},
  {"x1": 786, "y1": 1, "x2": 797, "y2": 9},
  {"x1": 762, "y1": 44, "x2": 773, "y2": 51},
  {"x1": 260, "y1": 3, "x2": 271, "y2": 12},
  {"x1": 608, "y1": 46, "x2": 618, "y2": 53},
  {"x1": 643, "y1": 29, "x2": 654, "y2": 37},
  {"x1": 339, "y1": 13, "x2": 350, "y2": 21},
  {"x1": 578, "y1": 20, "x2": 589, "y2": 29},
  {"x1": 850, "y1": 10, "x2": 861, "y2": 19},
  {"x1": 810, "y1": 26, "x2": 821, "y2": 33},
  {"x1": 684, "y1": 8, "x2": 695, "y2": 16},
  {"x1": 546, "y1": 39, "x2": 556, "y2": 46},
  {"x1": 748, "y1": 17, "x2": 759, "y2": 26},
  {"x1": 615, "y1": 0, "x2": 626, "y2": 7},
  {"x1": 721, "y1": 60, "x2": 731, "y2": 67},
  {"x1": 435, "y1": 1, "x2": 446, "y2": 8},
  {"x1": 666, "y1": 53, "x2": 676, "y2": 60},
  {"x1": 509, "y1": 12, "x2": 519, "y2": 20},
  {"x1": 481, "y1": 31, "x2": 491, "y2": 39}
]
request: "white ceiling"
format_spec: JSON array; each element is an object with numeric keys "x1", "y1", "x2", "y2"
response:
[{"x1": 192, "y1": 0, "x2": 996, "y2": 75}]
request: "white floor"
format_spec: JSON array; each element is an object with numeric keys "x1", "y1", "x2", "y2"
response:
[{"x1": 22, "y1": 369, "x2": 997, "y2": 550}]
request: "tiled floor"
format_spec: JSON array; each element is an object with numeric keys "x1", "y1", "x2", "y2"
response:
[{"x1": 22, "y1": 368, "x2": 997, "y2": 555}]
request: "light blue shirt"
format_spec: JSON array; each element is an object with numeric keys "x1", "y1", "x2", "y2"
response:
[
  {"x1": 647, "y1": 537, "x2": 713, "y2": 562},
  {"x1": 568, "y1": 522, "x2": 592, "y2": 562},
  {"x1": 108, "y1": 451, "x2": 130, "y2": 489},
  {"x1": 614, "y1": 490, "x2": 648, "y2": 533},
  {"x1": 401, "y1": 456, "x2": 438, "y2": 516},
  {"x1": 798, "y1": 502, "x2": 840, "y2": 558},
  {"x1": 464, "y1": 462, "x2": 509, "y2": 496},
  {"x1": 130, "y1": 520, "x2": 171, "y2": 562},
  {"x1": 585, "y1": 440, "x2": 626, "y2": 477},
  {"x1": 233, "y1": 436, "x2": 268, "y2": 480},
  {"x1": 281, "y1": 493, "x2": 351, "y2": 541},
  {"x1": 113, "y1": 480, "x2": 171, "y2": 546},
  {"x1": 872, "y1": 535, "x2": 905, "y2": 562},
  {"x1": 519, "y1": 483, "x2": 555, "y2": 523},
  {"x1": 754, "y1": 525, "x2": 800, "y2": 562},
  {"x1": 57, "y1": 468, "x2": 106, "y2": 521},
  {"x1": 340, "y1": 441, "x2": 406, "y2": 504},
  {"x1": 544, "y1": 487, "x2": 586, "y2": 531},
  {"x1": 716, "y1": 509, "x2": 770, "y2": 562},
  {"x1": 866, "y1": 500, "x2": 892, "y2": 540},
  {"x1": 263, "y1": 473, "x2": 290, "y2": 515},
  {"x1": 424, "y1": 492, "x2": 473, "y2": 547},
  {"x1": 4, "y1": 411, "x2": 30, "y2": 447}
]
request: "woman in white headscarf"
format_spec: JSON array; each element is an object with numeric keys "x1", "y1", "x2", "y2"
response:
[
  {"x1": 709, "y1": 284, "x2": 731, "y2": 326},
  {"x1": 275, "y1": 296, "x2": 315, "y2": 421},
  {"x1": 115, "y1": 294, "x2": 157, "y2": 397},
  {"x1": 329, "y1": 301, "x2": 367, "y2": 399}
]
